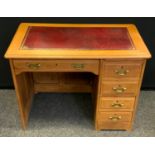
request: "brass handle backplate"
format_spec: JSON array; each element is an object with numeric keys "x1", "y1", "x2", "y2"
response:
[
  {"x1": 115, "y1": 67, "x2": 129, "y2": 76},
  {"x1": 27, "y1": 63, "x2": 41, "y2": 69},
  {"x1": 72, "y1": 63, "x2": 85, "y2": 70},
  {"x1": 113, "y1": 85, "x2": 127, "y2": 93},
  {"x1": 109, "y1": 115, "x2": 122, "y2": 121},
  {"x1": 111, "y1": 101, "x2": 124, "y2": 108}
]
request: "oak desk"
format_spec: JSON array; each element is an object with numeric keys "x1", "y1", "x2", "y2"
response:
[{"x1": 4, "y1": 23, "x2": 151, "y2": 130}]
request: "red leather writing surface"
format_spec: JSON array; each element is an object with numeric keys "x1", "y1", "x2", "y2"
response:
[{"x1": 22, "y1": 26, "x2": 134, "y2": 50}]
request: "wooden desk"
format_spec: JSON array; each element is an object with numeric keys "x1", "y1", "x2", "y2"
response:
[{"x1": 4, "y1": 23, "x2": 151, "y2": 130}]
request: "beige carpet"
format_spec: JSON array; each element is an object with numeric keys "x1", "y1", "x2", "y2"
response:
[{"x1": 0, "y1": 90, "x2": 154, "y2": 136}]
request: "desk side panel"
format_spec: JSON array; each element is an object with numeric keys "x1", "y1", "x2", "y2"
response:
[{"x1": 9, "y1": 60, "x2": 34, "y2": 129}]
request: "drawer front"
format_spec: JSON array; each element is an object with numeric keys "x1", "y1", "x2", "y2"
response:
[
  {"x1": 97, "y1": 121, "x2": 131, "y2": 130},
  {"x1": 101, "y1": 81, "x2": 139, "y2": 96},
  {"x1": 99, "y1": 97, "x2": 135, "y2": 110},
  {"x1": 13, "y1": 60, "x2": 99, "y2": 75},
  {"x1": 98, "y1": 112, "x2": 132, "y2": 122},
  {"x1": 102, "y1": 60, "x2": 143, "y2": 80}
]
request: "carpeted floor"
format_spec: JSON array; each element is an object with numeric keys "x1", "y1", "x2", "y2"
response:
[{"x1": 0, "y1": 90, "x2": 154, "y2": 137}]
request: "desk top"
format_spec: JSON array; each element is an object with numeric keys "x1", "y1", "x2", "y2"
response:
[
  {"x1": 22, "y1": 26, "x2": 134, "y2": 50},
  {"x1": 5, "y1": 23, "x2": 151, "y2": 59}
]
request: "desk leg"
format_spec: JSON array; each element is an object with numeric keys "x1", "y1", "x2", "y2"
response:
[{"x1": 10, "y1": 60, "x2": 34, "y2": 129}]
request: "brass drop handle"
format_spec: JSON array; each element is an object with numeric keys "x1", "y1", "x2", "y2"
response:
[
  {"x1": 72, "y1": 63, "x2": 85, "y2": 70},
  {"x1": 111, "y1": 102, "x2": 124, "y2": 108},
  {"x1": 115, "y1": 67, "x2": 129, "y2": 76},
  {"x1": 109, "y1": 115, "x2": 122, "y2": 121},
  {"x1": 27, "y1": 63, "x2": 41, "y2": 69},
  {"x1": 113, "y1": 85, "x2": 127, "y2": 93}
]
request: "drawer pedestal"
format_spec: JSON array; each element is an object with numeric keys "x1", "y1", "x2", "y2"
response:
[{"x1": 95, "y1": 59, "x2": 146, "y2": 131}]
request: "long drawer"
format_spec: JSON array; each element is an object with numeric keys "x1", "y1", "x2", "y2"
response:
[
  {"x1": 101, "y1": 81, "x2": 139, "y2": 96},
  {"x1": 13, "y1": 59, "x2": 99, "y2": 75},
  {"x1": 99, "y1": 97, "x2": 135, "y2": 111}
]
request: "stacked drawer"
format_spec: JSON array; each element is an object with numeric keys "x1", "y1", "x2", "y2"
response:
[{"x1": 97, "y1": 60, "x2": 143, "y2": 130}]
